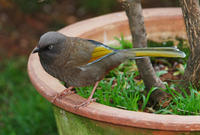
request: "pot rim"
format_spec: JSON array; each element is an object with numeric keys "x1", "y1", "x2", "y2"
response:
[{"x1": 28, "y1": 8, "x2": 200, "y2": 131}]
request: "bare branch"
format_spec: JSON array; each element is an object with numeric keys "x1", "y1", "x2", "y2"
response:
[
  {"x1": 120, "y1": 0, "x2": 167, "y2": 104},
  {"x1": 179, "y1": 0, "x2": 200, "y2": 90}
]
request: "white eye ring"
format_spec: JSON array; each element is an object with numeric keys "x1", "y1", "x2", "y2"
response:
[{"x1": 48, "y1": 45, "x2": 53, "y2": 50}]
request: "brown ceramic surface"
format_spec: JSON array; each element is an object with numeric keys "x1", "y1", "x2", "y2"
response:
[{"x1": 28, "y1": 8, "x2": 200, "y2": 131}]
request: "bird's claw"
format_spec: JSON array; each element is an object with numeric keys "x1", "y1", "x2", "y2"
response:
[
  {"x1": 75, "y1": 98, "x2": 97, "y2": 109},
  {"x1": 51, "y1": 88, "x2": 75, "y2": 103}
]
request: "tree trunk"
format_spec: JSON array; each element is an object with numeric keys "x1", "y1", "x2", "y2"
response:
[
  {"x1": 120, "y1": 0, "x2": 167, "y2": 105},
  {"x1": 179, "y1": 0, "x2": 200, "y2": 91}
]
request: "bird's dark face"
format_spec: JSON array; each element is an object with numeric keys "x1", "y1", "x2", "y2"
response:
[{"x1": 33, "y1": 31, "x2": 67, "y2": 64}]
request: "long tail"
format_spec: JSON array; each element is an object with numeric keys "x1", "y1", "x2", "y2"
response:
[{"x1": 122, "y1": 47, "x2": 186, "y2": 58}]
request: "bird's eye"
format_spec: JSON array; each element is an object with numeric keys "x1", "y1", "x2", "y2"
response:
[{"x1": 48, "y1": 45, "x2": 53, "y2": 50}]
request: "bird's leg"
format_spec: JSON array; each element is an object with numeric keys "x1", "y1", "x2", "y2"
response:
[
  {"x1": 65, "y1": 82, "x2": 76, "y2": 93},
  {"x1": 51, "y1": 86, "x2": 74, "y2": 103},
  {"x1": 75, "y1": 81, "x2": 100, "y2": 109}
]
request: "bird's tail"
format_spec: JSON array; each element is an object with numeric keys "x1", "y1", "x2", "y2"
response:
[{"x1": 122, "y1": 47, "x2": 186, "y2": 58}]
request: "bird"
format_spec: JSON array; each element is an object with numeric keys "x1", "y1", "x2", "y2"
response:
[{"x1": 32, "y1": 31, "x2": 185, "y2": 108}]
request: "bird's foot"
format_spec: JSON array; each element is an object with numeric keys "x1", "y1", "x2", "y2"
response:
[
  {"x1": 75, "y1": 98, "x2": 97, "y2": 109},
  {"x1": 51, "y1": 87, "x2": 74, "y2": 103}
]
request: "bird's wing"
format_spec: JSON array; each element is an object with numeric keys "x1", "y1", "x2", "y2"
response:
[{"x1": 86, "y1": 40, "x2": 117, "y2": 65}]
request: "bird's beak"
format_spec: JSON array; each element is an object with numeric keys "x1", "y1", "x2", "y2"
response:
[{"x1": 32, "y1": 47, "x2": 40, "y2": 53}]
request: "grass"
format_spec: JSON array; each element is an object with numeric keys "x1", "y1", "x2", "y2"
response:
[
  {"x1": 77, "y1": 60, "x2": 158, "y2": 112},
  {"x1": 77, "y1": 60, "x2": 145, "y2": 111},
  {"x1": 0, "y1": 57, "x2": 57, "y2": 135},
  {"x1": 156, "y1": 85, "x2": 200, "y2": 115},
  {"x1": 76, "y1": 35, "x2": 200, "y2": 115}
]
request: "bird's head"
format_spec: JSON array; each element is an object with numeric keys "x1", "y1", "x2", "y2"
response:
[{"x1": 33, "y1": 31, "x2": 67, "y2": 63}]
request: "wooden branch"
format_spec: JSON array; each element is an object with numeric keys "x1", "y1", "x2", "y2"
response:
[
  {"x1": 179, "y1": 0, "x2": 200, "y2": 90},
  {"x1": 120, "y1": 0, "x2": 167, "y2": 104}
]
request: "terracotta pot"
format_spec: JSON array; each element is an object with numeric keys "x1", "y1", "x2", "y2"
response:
[{"x1": 28, "y1": 8, "x2": 200, "y2": 135}]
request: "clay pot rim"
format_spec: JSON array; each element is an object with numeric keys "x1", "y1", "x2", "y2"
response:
[{"x1": 28, "y1": 8, "x2": 200, "y2": 131}]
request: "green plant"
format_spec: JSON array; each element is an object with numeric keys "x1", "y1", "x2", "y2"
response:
[
  {"x1": 0, "y1": 57, "x2": 57, "y2": 135},
  {"x1": 114, "y1": 35, "x2": 132, "y2": 49},
  {"x1": 155, "y1": 84, "x2": 200, "y2": 115},
  {"x1": 76, "y1": 62, "x2": 147, "y2": 111},
  {"x1": 78, "y1": 0, "x2": 118, "y2": 15},
  {"x1": 11, "y1": 0, "x2": 53, "y2": 13}
]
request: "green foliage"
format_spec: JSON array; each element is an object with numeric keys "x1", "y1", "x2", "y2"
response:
[
  {"x1": 11, "y1": 0, "x2": 54, "y2": 13},
  {"x1": 156, "y1": 85, "x2": 200, "y2": 115},
  {"x1": 0, "y1": 57, "x2": 57, "y2": 135},
  {"x1": 147, "y1": 40, "x2": 174, "y2": 47},
  {"x1": 141, "y1": 87, "x2": 156, "y2": 111},
  {"x1": 48, "y1": 19, "x2": 66, "y2": 31},
  {"x1": 12, "y1": 0, "x2": 117, "y2": 14},
  {"x1": 156, "y1": 70, "x2": 168, "y2": 77},
  {"x1": 78, "y1": 0, "x2": 118, "y2": 15},
  {"x1": 77, "y1": 60, "x2": 149, "y2": 111},
  {"x1": 114, "y1": 35, "x2": 132, "y2": 49},
  {"x1": 77, "y1": 59, "x2": 200, "y2": 114}
]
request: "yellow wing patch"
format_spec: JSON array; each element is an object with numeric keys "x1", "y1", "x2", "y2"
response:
[{"x1": 88, "y1": 46, "x2": 113, "y2": 63}]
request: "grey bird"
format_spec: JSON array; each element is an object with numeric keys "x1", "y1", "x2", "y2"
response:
[{"x1": 32, "y1": 31, "x2": 185, "y2": 108}]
